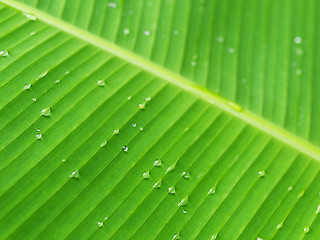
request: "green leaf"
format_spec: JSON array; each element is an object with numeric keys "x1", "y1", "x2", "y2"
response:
[{"x1": 0, "y1": 1, "x2": 319, "y2": 240}]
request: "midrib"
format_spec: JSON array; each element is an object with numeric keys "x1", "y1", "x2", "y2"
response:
[{"x1": 1, "y1": 0, "x2": 320, "y2": 161}]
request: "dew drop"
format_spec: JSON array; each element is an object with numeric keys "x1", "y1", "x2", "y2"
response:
[
  {"x1": 139, "y1": 102, "x2": 146, "y2": 110},
  {"x1": 173, "y1": 30, "x2": 179, "y2": 35},
  {"x1": 181, "y1": 171, "x2": 190, "y2": 179},
  {"x1": 294, "y1": 36, "x2": 302, "y2": 44},
  {"x1": 70, "y1": 170, "x2": 80, "y2": 178},
  {"x1": 152, "y1": 180, "x2": 161, "y2": 189},
  {"x1": 211, "y1": 233, "x2": 218, "y2": 240},
  {"x1": 178, "y1": 196, "x2": 188, "y2": 207},
  {"x1": 257, "y1": 238, "x2": 263, "y2": 240},
  {"x1": 23, "y1": 12, "x2": 37, "y2": 21},
  {"x1": 144, "y1": 30, "x2": 150, "y2": 36},
  {"x1": 304, "y1": 226, "x2": 310, "y2": 233},
  {"x1": 97, "y1": 80, "x2": 105, "y2": 87},
  {"x1": 296, "y1": 48, "x2": 303, "y2": 55},
  {"x1": 142, "y1": 171, "x2": 150, "y2": 179},
  {"x1": 36, "y1": 128, "x2": 40, "y2": 132},
  {"x1": 296, "y1": 68, "x2": 302, "y2": 76},
  {"x1": 38, "y1": 70, "x2": 48, "y2": 79},
  {"x1": 217, "y1": 36, "x2": 225, "y2": 43},
  {"x1": 122, "y1": 145, "x2": 129, "y2": 152},
  {"x1": 104, "y1": 217, "x2": 109, "y2": 221},
  {"x1": 182, "y1": 209, "x2": 187, "y2": 214},
  {"x1": 228, "y1": 48, "x2": 235, "y2": 54},
  {"x1": 145, "y1": 97, "x2": 151, "y2": 102},
  {"x1": 227, "y1": 101, "x2": 243, "y2": 112},
  {"x1": 30, "y1": 31, "x2": 36, "y2": 36},
  {"x1": 127, "y1": 96, "x2": 132, "y2": 100},
  {"x1": 165, "y1": 163, "x2": 176, "y2": 174},
  {"x1": 168, "y1": 186, "x2": 175, "y2": 194},
  {"x1": 41, "y1": 107, "x2": 51, "y2": 117},
  {"x1": 23, "y1": 84, "x2": 31, "y2": 90},
  {"x1": 55, "y1": 79, "x2": 61, "y2": 84},
  {"x1": 154, "y1": 159, "x2": 162, "y2": 167},
  {"x1": 172, "y1": 232, "x2": 180, "y2": 239},
  {"x1": 185, "y1": 127, "x2": 190, "y2": 132},
  {"x1": 258, "y1": 170, "x2": 265, "y2": 178},
  {"x1": 132, "y1": 123, "x2": 136, "y2": 128},
  {"x1": 123, "y1": 28, "x2": 130, "y2": 35},
  {"x1": 297, "y1": 191, "x2": 305, "y2": 199},
  {"x1": 208, "y1": 186, "x2": 216, "y2": 195},
  {"x1": 276, "y1": 222, "x2": 283, "y2": 230},
  {"x1": 0, "y1": 49, "x2": 9, "y2": 57},
  {"x1": 139, "y1": 127, "x2": 144, "y2": 132},
  {"x1": 32, "y1": 98, "x2": 37, "y2": 102},
  {"x1": 113, "y1": 129, "x2": 119, "y2": 135},
  {"x1": 288, "y1": 186, "x2": 293, "y2": 191},
  {"x1": 62, "y1": 159, "x2": 67, "y2": 163},
  {"x1": 35, "y1": 133, "x2": 42, "y2": 140},
  {"x1": 97, "y1": 221, "x2": 103, "y2": 228},
  {"x1": 65, "y1": 71, "x2": 70, "y2": 75},
  {"x1": 100, "y1": 140, "x2": 107, "y2": 148},
  {"x1": 316, "y1": 205, "x2": 320, "y2": 214},
  {"x1": 108, "y1": 2, "x2": 117, "y2": 8}
]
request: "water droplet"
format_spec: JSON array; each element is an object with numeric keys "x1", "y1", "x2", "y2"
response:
[
  {"x1": 122, "y1": 145, "x2": 129, "y2": 152},
  {"x1": 142, "y1": 171, "x2": 150, "y2": 179},
  {"x1": 178, "y1": 196, "x2": 188, "y2": 207},
  {"x1": 139, "y1": 127, "x2": 144, "y2": 132},
  {"x1": 123, "y1": 29, "x2": 130, "y2": 35},
  {"x1": 41, "y1": 107, "x2": 51, "y2": 117},
  {"x1": 108, "y1": 2, "x2": 117, "y2": 8},
  {"x1": 23, "y1": 84, "x2": 31, "y2": 90},
  {"x1": 304, "y1": 226, "x2": 310, "y2": 233},
  {"x1": 227, "y1": 101, "x2": 243, "y2": 112},
  {"x1": 168, "y1": 186, "x2": 175, "y2": 194},
  {"x1": 316, "y1": 205, "x2": 320, "y2": 214},
  {"x1": 0, "y1": 50, "x2": 9, "y2": 57},
  {"x1": 182, "y1": 209, "x2": 187, "y2": 214},
  {"x1": 296, "y1": 68, "x2": 302, "y2": 76},
  {"x1": 70, "y1": 170, "x2": 80, "y2": 178},
  {"x1": 100, "y1": 140, "x2": 107, "y2": 147},
  {"x1": 132, "y1": 123, "x2": 136, "y2": 128},
  {"x1": 294, "y1": 36, "x2": 302, "y2": 44},
  {"x1": 217, "y1": 36, "x2": 224, "y2": 43},
  {"x1": 258, "y1": 170, "x2": 265, "y2": 178},
  {"x1": 185, "y1": 127, "x2": 190, "y2": 132},
  {"x1": 276, "y1": 222, "x2": 283, "y2": 230},
  {"x1": 127, "y1": 96, "x2": 132, "y2": 100},
  {"x1": 211, "y1": 233, "x2": 218, "y2": 240},
  {"x1": 65, "y1": 71, "x2": 70, "y2": 75},
  {"x1": 139, "y1": 102, "x2": 146, "y2": 110},
  {"x1": 97, "y1": 221, "x2": 103, "y2": 228},
  {"x1": 298, "y1": 191, "x2": 305, "y2": 199},
  {"x1": 154, "y1": 159, "x2": 162, "y2": 167},
  {"x1": 23, "y1": 12, "x2": 37, "y2": 21},
  {"x1": 181, "y1": 171, "x2": 190, "y2": 179},
  {"x1": 145, "y1": 97, "x2": 151, "y2": 102},
  {"x1": 30, "y1": 31, "x2": 36, "y2": 36},
  {"x1": 296, "y1": 48, "x2": 303, "y2": 55},
  {"x1": 173, "y1": 30, "x2": 179, "y2": 35},
  {"x1": 36, "y1": 128, "x2": 40, "y2": 132},
  {"x1": 152, "y1": 180, "x2": 161, "y2": 189},
  {"x1": 55, "y1": 79, "x2": 61, "y2": 84},
  {"x1": 35, "y1": 133, "x2": 42, "y2": 140},
  {"x1": 257, "y1": 238, "x2": 263, "y2": 240},
  {"x1": 228, "y1": 48, "x2": 235, "y2": 54},
  {"x1": 172, "y1": 232, "x2": 180, "y2": 239},
  {"x1": 32, "y1": 98, "x2": 37, "y2": 102},
  {"x1": 208, "y1": 186, "x2": 216, "y2": 195},
  {"x1": 104, "y1": 217, "x2": 109, "y2": 221},
  {"x1": 38, "y1": 70, "x2": 48, "y2": 79},
  {"x1": 62, "y1": 159, "x2": 66, "y2": 163},
  {"x1": 113, "y1": 129, "x2": 119, "y2": 135},
  {"x1": 288, "y1": 186, "x2": 293, "y2": 191},
  {"x1": 97, "y1": 80, "x2": 105, "y2": 87},
  {"x1": 165, "y1": 163, "x2": 176, "y2": 174},
  {"x1": 191, "y1": 61, "x2": 196, "y2": 67},
  {"x1": 144, "y1": 30, "x2": 150, "y2": 36}
]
